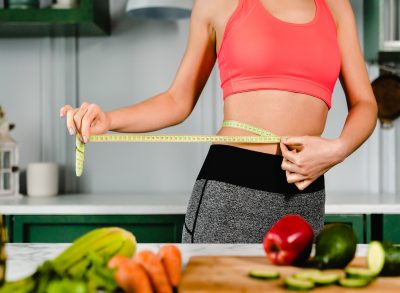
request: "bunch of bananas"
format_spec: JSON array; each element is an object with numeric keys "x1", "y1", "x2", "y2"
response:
[{"x1": 0, "y1": 227, "x2": 137, "y2": 293}]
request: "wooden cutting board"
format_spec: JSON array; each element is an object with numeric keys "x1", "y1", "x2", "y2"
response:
[{"x1": 178, "y1": 256, "x2": 400, "y2": 292}]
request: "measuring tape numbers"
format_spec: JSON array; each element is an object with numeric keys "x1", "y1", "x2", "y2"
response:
[{"x1": 75, "y1": 120, "x2": 286, "y2": 177}]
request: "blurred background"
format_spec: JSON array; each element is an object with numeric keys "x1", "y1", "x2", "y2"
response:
[{"x1": 0, "y1": 0, "x2": 399, "y2": 199}]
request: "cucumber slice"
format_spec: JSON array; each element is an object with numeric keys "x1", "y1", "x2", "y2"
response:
[
  {"x1": 248, "y1": 269, "x2": 280, "y2": 280},
  {"x1": 368, "y1": 241, "x2": 386, "y2": 275},
  {"x1": 344, "y1": 267, "x2": 377, "y2": 279},
  {"x1": 293, "y1": 270, "x2": 337, "y2": 285},
  {"x1": 368, "y1": 241, "x2": 400, "y2": 276},
  {"x1": 337, "y1": 278, "x2": 371, "y2": 288},
  {"x1": 311, "y1": 273, "x2": 339, "y2": 286},
  {"x1": 284, "y1": 277, "x2": 315, "y2": 291},
  {"x1": 293, "y1": 269, "x2": 322, "y2": 280}
]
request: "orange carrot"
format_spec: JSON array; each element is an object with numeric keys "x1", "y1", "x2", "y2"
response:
[
  {"x1": 113, "y1": 263, "x2": 134, "y2": 293},
  {"x1": 108, "y1": 255, "x2": 130, "y2": 269},
  {"x1": 157, "y1": 244, "x2": 182, "y2": 287},
  {"x1": 134, "y1": 250, "x2": 173, "y2": 293},
  {"x1": 109, "y1": 255, "x2": 153, "y2": 293}
]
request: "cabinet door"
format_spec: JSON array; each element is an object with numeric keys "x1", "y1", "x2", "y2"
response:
[
  {"x1": 363, "y1": 0, "x2": 380, "y2": 62},
  {"x1": 324, "y1": 214, "x2": 365, "y2": 243},
  {"x1": 382, "y1": 215, "x2": 400, "y2": 243},
  {"x1": 3, "y1": 215, "x2": 12, "y2": 243},
  {"x1": 12, "y1": 215, "x2": 185, "y2": 243}
]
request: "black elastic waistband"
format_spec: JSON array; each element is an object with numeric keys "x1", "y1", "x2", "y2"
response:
[{"x1": 197, "y1": 144, "x2": 324, "y2": 194}]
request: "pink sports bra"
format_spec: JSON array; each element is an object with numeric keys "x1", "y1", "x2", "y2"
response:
[{"x1": 217, "y1": 0, "x2": 341, "y2": 109}]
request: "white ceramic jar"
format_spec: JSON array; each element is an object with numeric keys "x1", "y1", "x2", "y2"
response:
[{"x1": 27, "y1": 162, "x2": 59, "y2": 197}]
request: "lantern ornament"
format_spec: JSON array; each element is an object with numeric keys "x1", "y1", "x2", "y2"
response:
[{"x1": 0, "y1": 106, "x2": 19, "y2": 197}]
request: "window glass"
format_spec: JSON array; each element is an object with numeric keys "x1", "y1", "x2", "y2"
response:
[
  {"x1": 3, "y1": 172, "x2": 10, "y2": 190},
  {"x1": 3, "y1": 152, "x2": 10, "y2": 169}
]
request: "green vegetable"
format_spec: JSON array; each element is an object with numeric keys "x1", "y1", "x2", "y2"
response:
[
  {"x1": 248, "y1": 269, "x2": 280, "y2": 280},
  {"x1": 337, "y1": 278, "x2": 371, "y2": 288},
  {"x1": 52, "y1": 227, "x2": 136, "y2": 277},
  {"x1": 368, "y1": 241, "x2": 400, "y2": 276},
  {"x1": 35, "y1": 261, "x2": 57, "y2": 293},
  {"x1": 284, "y1": 277, "x2": 315, "y2": 291},
  {"x1": 47, "y1": 279, "x2": 88, "y2": 293},
  {"x1": 85, "y1": 252, "x2": 117, "y2": 292},
  {"x1": 309, "y1": 273, "x2": 339, "y2": 286},
  {"x1": 344, "y1": 267, "x2": 377, "y2": 279},
  {"x1": 314, "y1": 223, "x2": 357, "y2": 269},
  {"x1": 292, "y1": 269, "x2": 321, "y2": 280},
  {"x1": 0, "y1": 227, "x2": 135, "y2": 293},
  {"x1": 0, "y1": 277, "x2": 35, "y2": 293},
  {"x1": 293, "y1": 270, "x2": 338, "y2": 286}
]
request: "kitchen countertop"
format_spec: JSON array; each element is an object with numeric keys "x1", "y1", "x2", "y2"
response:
[
  {"x1": 0, "y1": 192, "x2": 399, "y2": 215},
  {"x1": 4, "y1": 243, "x2": 369, "y2": 282}
]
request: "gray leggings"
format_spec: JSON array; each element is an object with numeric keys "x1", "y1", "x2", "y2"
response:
[{"x1": 182, "y1": 145, "x2": 326, "y2": 243}]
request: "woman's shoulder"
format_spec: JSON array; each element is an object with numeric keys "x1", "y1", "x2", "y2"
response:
[
  {"x1": 324, "y1": 0, "x2": 355, "y2": 30},
  {"x1": 191, "y1": 0, "x2": 228, "y2": 17},
  {"x1": 191, "y1": 0, "x2": 240, "y2": 35},
  {"x1": 192, "y1": 0, "x2": 238, "y2": 23}
]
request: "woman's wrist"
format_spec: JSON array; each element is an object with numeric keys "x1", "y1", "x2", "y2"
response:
[
  {"x1": 105, "y1": 111, "x2": 114, "y2": 132},
  {"x1": 332, "y1": 138, "x2": 349, "y2": 164}
]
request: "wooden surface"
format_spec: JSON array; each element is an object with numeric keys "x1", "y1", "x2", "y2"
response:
[{"x1": 179, "y1": 256, "x2": 400, "y2": 292}]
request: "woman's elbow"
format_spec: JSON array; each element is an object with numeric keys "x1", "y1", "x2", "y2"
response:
[
  {"x1": 351, "y1": 96, "x2": 378, "y2": 117},
  {"x1": 362, "y1": 98, "x2": 378, "y2": 129},
  {"x1": 167, "y1": 90, "x2": 198, "y2": 123},
  {"x1": 369, "y1": 98, "x2": 378, "y2": 121}
]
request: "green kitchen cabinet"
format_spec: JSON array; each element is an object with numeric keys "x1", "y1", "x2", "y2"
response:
[
  {"x1": 363, "y1": 0, "x2": 380, "y2": 62},
  {"x1": 363, "y1": 0, "x2": 400, "y2": 62},
  {"x1": 0, "y1": 0, "x2": 110, "y2": 37},
  {"x1": 5, "y1": 213, "x2": 382, "y2": 244},
  {"x1": 11, "y1": 215, "x2": 185, "y2": 243},
  {"x1": 324, "y1": 214, "x2": 366, "y2": 243},
  {"x1": 382, "y1": 215, "x2": 400, "y2": 244},
  {"x1": 4, "y1": 215, "x2": 12, "y2": 243}
]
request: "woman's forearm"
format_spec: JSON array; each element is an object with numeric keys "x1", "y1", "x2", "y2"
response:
[
  {"x1": 106, "y1": 91, "x2": 189, "y2": 133},
  {"x1": 336, "y1": 100, "x2": 378, "y2": 160}
]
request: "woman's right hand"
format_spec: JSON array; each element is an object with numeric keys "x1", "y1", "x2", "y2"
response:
[{"x1": 59, "y1": 103, "x2": 111, "y2": 143}]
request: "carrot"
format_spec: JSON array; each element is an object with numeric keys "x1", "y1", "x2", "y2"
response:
[
  {"x1": 108, "y1": 255, "x2": 130, "y2": 269},
  {"x1": 108, "y1": 255, "x2": 153, "y2": 293},
  {"x1": 157, "y1": 244, "x2": 182, "y2": 287},
  {"x1": 134, "y1": 250, "x2": 173, "y2": 293}
]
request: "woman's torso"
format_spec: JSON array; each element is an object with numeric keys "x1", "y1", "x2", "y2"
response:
[{"x1": 210, "y1": 0, "x2": 339, "y2": 155}]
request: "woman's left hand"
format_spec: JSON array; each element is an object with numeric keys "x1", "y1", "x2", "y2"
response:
[{"x1": 280, "y1": 136, "x2": 345, "y2": 190}]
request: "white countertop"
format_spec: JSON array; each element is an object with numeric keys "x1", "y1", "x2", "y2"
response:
[
  {"x1": 0, "y1": 192, "x2": 399, "y2": 215},
  {"x1": 4, "y1": 243, "x2": 369, "y2": 282}
]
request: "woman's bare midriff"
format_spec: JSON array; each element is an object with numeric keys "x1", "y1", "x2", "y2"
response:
[{"x1": 213, "y1": 89, "x2": 329, "y2": 155}]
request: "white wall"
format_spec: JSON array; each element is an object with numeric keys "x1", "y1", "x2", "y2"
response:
[{"x1": 0, "y1": 0, "x2": 398, "y2": 197}]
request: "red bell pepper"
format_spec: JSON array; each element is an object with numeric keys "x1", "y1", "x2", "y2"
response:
[{"x1": 263, "y1": 214, "x2": 314, "y2": 266}]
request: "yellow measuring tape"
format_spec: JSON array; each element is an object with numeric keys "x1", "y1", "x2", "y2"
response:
[{"x1": 75, "y1": 120, "x2": 285, "y2": 177}]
